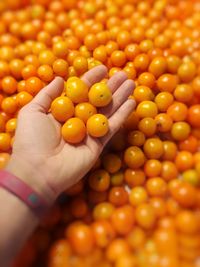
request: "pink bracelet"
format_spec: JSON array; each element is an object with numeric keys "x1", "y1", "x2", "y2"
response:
[{"x1": 0, "y1": 170, "x2": 49, "y2": 218}]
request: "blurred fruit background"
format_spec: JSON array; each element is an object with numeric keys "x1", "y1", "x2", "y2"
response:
[{"x1": 0, "y1": 0, "x2": 200, "y2": 266}]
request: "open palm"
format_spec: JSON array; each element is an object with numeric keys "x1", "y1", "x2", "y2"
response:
[{"x1": 8, "y1": 66, "x2": 135, "y2": 202}]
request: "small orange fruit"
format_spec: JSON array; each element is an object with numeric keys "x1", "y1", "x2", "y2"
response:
[
  {"x1": 87, "y1": 114, "x2": 109, "y2": 137},
  {"x1": 51, "y1": 96, "x2": 74, "y2": 122},
  {"x1": 75, "y1": 102, "x2": 97, "y2": 123},
  {"x1": 5, "y1": 118, "x2": 17, "y2": 135},
  {"x1": 16, "y1": 91, "x2": 33, "y2": 107},
  {"x1": 0, "y1": 133, "x2": 11, "y2": 152},
  {"x1": 62, "y1": 117, "x2": 86, "y2": 144},
  {"x1": 89, "y1": 82, "x2": 112, "y2": 107},
  {"x1": 66, "y1": 77, "x2": 88, "y2": 103}
]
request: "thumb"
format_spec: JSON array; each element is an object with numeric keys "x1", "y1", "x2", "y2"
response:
[{"x1": 27, "y1": 77, "x2": 64, "y2": 113}]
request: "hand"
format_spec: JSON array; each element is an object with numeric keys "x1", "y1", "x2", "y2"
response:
[{"x1": 6, "y1": 65, "x2": 135, "y2": 203}]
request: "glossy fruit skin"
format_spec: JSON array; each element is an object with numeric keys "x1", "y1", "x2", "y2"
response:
[
  {"x1": 89, "y1": 82, "x2": 112, "y2": 107},
  {"x1": 124, "y1": 146, "x2": 145, "y2": 169},
  {"x1": 66, "y1": 223, "x2": 94, "y2": 256},
  {"x1": 5, "y1": 118, "x2": 17, "y2": 135},
  {"x1": 37, "y1": 64, "x2": 54, "y2": 82},
  {"x1": 93, "y1": 202, "x2": 114, "y2": 220},
  {"x1": 88, "y1": 169, "x2": 110, "y2": 192},
  {"x1": 111, "y1": 50, "x2": 126, "y2": 67},
  {"x1": 124, "y1": 168, "x2": 146, "y2": 187},
  {"x1": 51, "y1": 96, "x2": 74, "y2": 122},
  {"x1": 170, "y1": 181, "x2": 197, "y2": 208},
  {"x1": 148, "y1": 56, "x2": 167, "y2": 78},
  {"x1": 3, "y1": 2, "x2": 200, "y2": 266},
  {"x1": 75, "y1": 102, "x2": 97, "y2": 123},
  {"x1": 136, "y1": 101, "x2": 158, "y2": 118},
  {"x1": 0, "y1": 133, "x2": 11, "y2": 152},
  {"x1": 138, "y1": 117, "x2": 156, "y2": 137},
  {"x1": 61, "y1": 118, "x2": 86, "y2": 144},
  {"x1": 187, "y1": 105, "x2": 200, "y2": 128},
  {"x1": 175, "y1": 210, "x2": 198, "y2": 234},
  {"x1": 111, "y1": 205, "x2": 135, "y2": 235},
  {"x1": 66, "y1": 77, "x2": 88, "y2": 103},
  {"x1": 146, "y1": 177, "x2": 167, "y2": 197},
  {"x1": 155, "y1": 92, "x2": 174, "y2": 112},
  {"x1": 73, "y1": 56, "x2": 88, "y2": 75},
  {"x1": 87, "y1": 114, "x2": 109, "y2": 137},
  {"x1": 92, "y1": 220, "x2": 116, "y2": 248},
  {"x1": 2, "y1": 76, "x2": 17, "y2": 94},
  {"x1": 135, "y1": 203, "x2": 156, "y2": 229},
  {"x1": 127, "y1": 130, "x2": 145, "y2": 146},
  {"x1": 134, "y1": 85, "x2": 154, "y2": 103},
  {"x1": 16, "y1": 91, "x2": 33, "y2": 107},
  {"x1": 157, "y1": 74, "x2": 178, "y2": 93},
  {"x1": 129, "y1": 187, "x2": 148, "y2": 206},
  {"x1": 106, "y1": 238, "x2": 130, "y2": 262},
  {"x1": 25, "y1": 77, "x2": 43, "y2": 96},
  {"x1": 143, "y1": 138, "x2": 164, "y2": 159},
  {"x1": 53, "y1": 59, "x2": 68, "y2": 77},
  {"x1": 1, "y1": 97, "x2": 17, "y2": 114},
  {"x1": 102, "y1": 153, "x2": 122, "y2": 174},
  {"x1": 174, "y1": 84, "x2": 193, "y2": 103},
  {"x1": 108, "y1": 186, "x2": 128, "y2": 206},
  {"x1": 171, "y1": 122, "x2": 191, "y2": 141}
]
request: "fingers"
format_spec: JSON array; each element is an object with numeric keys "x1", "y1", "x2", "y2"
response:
[
  {"x1": 85, "y1": 135, "x2": 102, "y2": 154},
  {"x1": 107, "y1": 71, "x2": 128, "y2": 93},
  {"x1": 101, "y1": 99, "x2": 136, "y2": 147},
  {"x1": 26, "y1": 77, "x2": 64, "y2": 112},
  {"x1": 99, "y1": 79, "x2": 135, "y2": 118},
  {"x1": 81, "y1": 65, "x2": 108, "y2": 87}
]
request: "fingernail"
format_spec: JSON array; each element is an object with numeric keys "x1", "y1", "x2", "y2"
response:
[{"x1": 127, "y1": 97, "x2": 136, "y2": 107}]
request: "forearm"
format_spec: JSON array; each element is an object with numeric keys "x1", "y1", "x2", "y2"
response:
[
  {"x1": 0, "y1": 158, "x2": 55, "y2": 267},
  {"x1": 0, "y1": 188, "x2": 39, "y2": 267}
]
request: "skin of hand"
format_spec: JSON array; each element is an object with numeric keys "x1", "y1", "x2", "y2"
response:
[{"x1": 6, "y1": 65, "x2": 135, "y2": 204}]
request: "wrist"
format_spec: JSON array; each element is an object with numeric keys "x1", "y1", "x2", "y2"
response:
[{"x1": 5, "y1": 154, "x2": 56, "y2": 205}]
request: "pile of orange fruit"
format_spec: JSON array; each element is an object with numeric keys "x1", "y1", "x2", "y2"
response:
[
  {"x1": 0, "y1": 0, "x2": 200, "y2": 266},
  {"x1": 52, "y1": 77, "x2": 111, "y2": 143}
]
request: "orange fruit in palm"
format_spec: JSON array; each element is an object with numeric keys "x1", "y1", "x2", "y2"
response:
[
  {"x1": 62, "y1": 117, "x2": 86, "y2": 144},
  {"x1": 51, "y1": 96, "x2": 74, "y2": 123},
  {"x1": 87, "y1": 114, "x2": 109, "y2": 137},
  {"x1": 75, "y1": 102, "x2": 97, "y2": 123},
  {"x1": 66, "y1": 77, "x2": 88, "y2": 103},
  {"x1": 89, "y1": 82, "x2": 112, "y2": 107}
]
